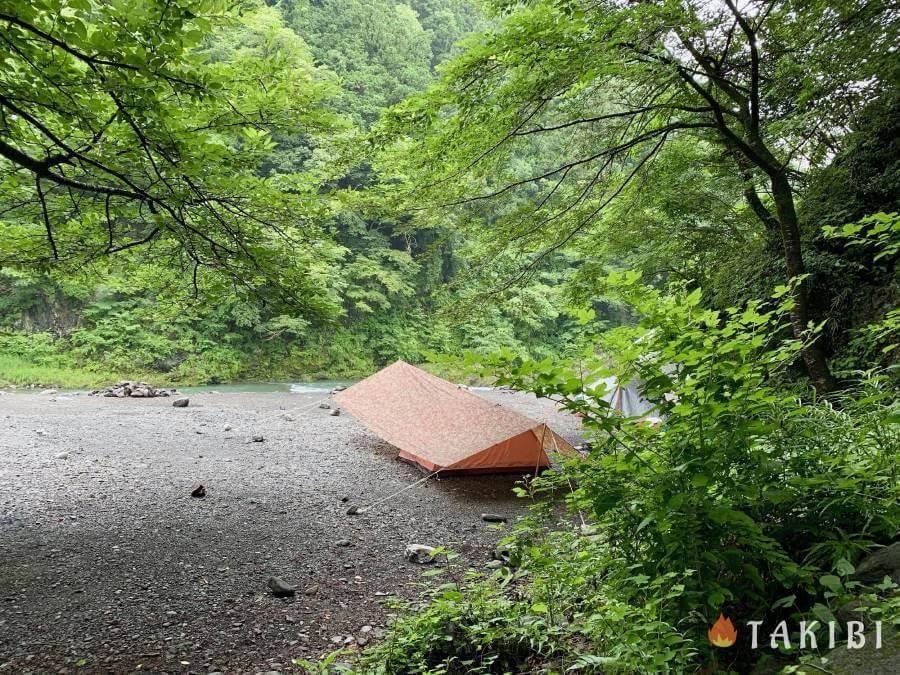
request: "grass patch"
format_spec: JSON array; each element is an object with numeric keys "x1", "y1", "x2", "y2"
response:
[{"x1": 0, "y1": 354, "x2": 131, "y2": 389}]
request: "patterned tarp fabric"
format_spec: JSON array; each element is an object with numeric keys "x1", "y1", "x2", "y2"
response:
[{"x1": 334, "y1": 360, "x2": 573, "y2": 472}]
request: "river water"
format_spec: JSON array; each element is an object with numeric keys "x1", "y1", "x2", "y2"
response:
[{"x1": 1, "y1": 380, "x2": 357, "y2": 396}]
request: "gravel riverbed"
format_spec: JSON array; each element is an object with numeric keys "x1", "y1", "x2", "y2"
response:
[{"x1": 0, "y1": 389, "x2": 582, "y2": 674}]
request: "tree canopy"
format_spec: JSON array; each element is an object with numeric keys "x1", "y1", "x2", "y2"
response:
[
  {"x1": 376, "y1": 0, "x2": 898, "y2": 391},
  {"x1": 0, "y1": 0, "x2": 342, "y2": 313}
]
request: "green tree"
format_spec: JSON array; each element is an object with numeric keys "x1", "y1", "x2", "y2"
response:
[
  {"x1": 285, "y1": 0, "x2": 433, "y2": 125},
  {"x1": 0, "y1": 0, "x2": 341, "y2": 315},
  {"x1": 378, "y1": 0, "x2": 898, "y2": 393}
]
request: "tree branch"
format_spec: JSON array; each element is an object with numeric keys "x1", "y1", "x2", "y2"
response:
[
  {"x1": 722, "y1": 0, "x2": 761, "y2": 136},
  {"x1": 34, "y1": 176, "x2": 58, "y2": 259}
]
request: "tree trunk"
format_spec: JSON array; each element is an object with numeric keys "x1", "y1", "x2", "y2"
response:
[{"x1": 769, "y1": 172, "x2": 835, "y2": 395}]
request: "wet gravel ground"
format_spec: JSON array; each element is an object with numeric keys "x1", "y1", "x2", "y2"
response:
[{"x1": 0, "y1": 388, "x2": 581, "y2": 674}]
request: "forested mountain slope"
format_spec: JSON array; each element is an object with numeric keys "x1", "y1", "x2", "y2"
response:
[
  {"x1": 0, "y1": 0, "x2": 896, "y2": 391},
  {"x1": 0, "y1": 0, "x2": 577, "y2": 387}
]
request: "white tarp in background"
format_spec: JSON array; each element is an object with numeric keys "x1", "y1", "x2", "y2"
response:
[{"x1": 591, "y1": 376, "x2": 662, "y2": 424}]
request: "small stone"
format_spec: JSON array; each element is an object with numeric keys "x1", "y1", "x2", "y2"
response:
[
  {"x1": 303, "y1": 585, "x2": 319, "y2": 596},
  {"x1": 404, "y1": 544, "x2": 438, "y2": 564},
  {"x1": 267, "y1": 576, "x2": 296, "y2": 597},
  {"x1": 485, "y1": 560, "x2": 504, "y2": 569},
  {"x1": 54, "y1": 451, "x2": 69, "y2": 460},
  {"x1": 346, "y1": 505, "x2": 359, "y2": 516},
  {"x1": 335, "y1": 539, "x2": 351, "y2": 547},
  {"x1": 481, "y1": 513, "x2": 507, "y2": 523},
  {"x1": 191, "y1": 484, "x2": 206, "y2": 498},
  {"x1": 251, "y1": 435, "x2": 265, "y2": 443},
  {"x1": 319, "y1": 403, "x2": 331, "y2": 409},
  {"x1": 330, "y1": 409, "x2": 341, "y2": 416},
  {"x1": 172, "y1": 398, "x2": 189, "y2": 408},
  {"x1": 340, "y1": 496, "x2": 349, "y2": 503},
  {"x1": 493, "y1": 544, "x2": 513, "y2": 562},
  {"x1": 223, "y1": 425, "x2": 232, "y2": 431}
]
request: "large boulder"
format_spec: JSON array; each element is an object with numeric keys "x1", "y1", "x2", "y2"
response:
[
  {"x1": 821, "y1": 627, "x2": 899, "y2": 674},
  {"x1": 855, "y1": 542, "x2": 900, "y2": 585}
]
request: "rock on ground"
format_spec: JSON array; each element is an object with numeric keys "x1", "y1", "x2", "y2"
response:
[
  {"x1": 820, "y1": 628, "x2": 899, "y2": 674},
  {"x1": 405, "y1": 544, "x2": 439, "y2": 564},
  {"x1": 267, "y1": 576, "x2": 296, "y2": 597},
  {"x1": 89, "y1": 381, "x2": 173, "y2": 398}
]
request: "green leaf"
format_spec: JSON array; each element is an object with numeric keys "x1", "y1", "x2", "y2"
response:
[{"x1": 819, "y1": 574, "x2": 843, "y2": 593}]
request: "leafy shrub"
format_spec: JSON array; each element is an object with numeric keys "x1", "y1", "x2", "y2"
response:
[
  {"x1": 347, "y1": 272, "x2": 898, "y2": 673},
  {"x1": 357, "y1": 542, "x2": 697, "y2": 674},
  {"x1": 0, "y1": 331, "x2": 68, "y2": 367}
]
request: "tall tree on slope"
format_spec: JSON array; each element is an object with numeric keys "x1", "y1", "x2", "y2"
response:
[{"x1": 378, "y1": 0, "x2": 898, "y2": 393}]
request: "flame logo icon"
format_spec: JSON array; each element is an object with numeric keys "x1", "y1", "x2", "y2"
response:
[{"x1": 708, "y1": 613, "x2": 737, "y2": 648}]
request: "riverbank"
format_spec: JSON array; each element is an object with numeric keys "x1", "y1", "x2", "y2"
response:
[
  {"x1": 0, "y1": 353, "x2": 482, "y2": 391},
  {"x1": 0, "y1": 388, "x2": 582, "y2": 673}
]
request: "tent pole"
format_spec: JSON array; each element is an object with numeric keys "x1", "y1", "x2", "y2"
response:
[
  {"x1": 550, "y1": 431, "x2": 587, "y2": 527},
  {"x1": 534, "y1": 424, "x2": 548, "y2": 476}
]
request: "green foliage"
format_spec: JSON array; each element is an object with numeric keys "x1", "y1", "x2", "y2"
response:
[
  {"x1": 0, "y1": 354, "x2": 123, "y2": 388},
  {"x1": 284, "y1": 0, "x2": 483, "y2": 126},
  {"x1": 373, "y1": 0, "x2": 899, "y2": 392},
  {"x1": 0, "y1": 0, "x2": 345, "y2": 314},
  {"x1": 820, "y1": 212, "x2": 900, "y2": 371},
  {"x1": 823, "y1": 212, "x2": 900, "y2": 264},
  {"x1": 0, "y1": 331, "x2": 134, "y2": 386},
  {"x1": 0, "y1": 0, "x2": 572, "y2": 387},
  {"x1": 358, "y1": 545, "x2": 697, "y2": 674},
  {"x1": 348, "y1": 274, "x2": 899, "y2": 673}
]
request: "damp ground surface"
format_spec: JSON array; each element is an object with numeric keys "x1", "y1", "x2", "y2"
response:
[{"x1": 0, "y1": 388, "x2": 581, "y2": 674}]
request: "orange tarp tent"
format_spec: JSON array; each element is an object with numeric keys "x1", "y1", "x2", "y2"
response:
[{"x1": 333, "y1": 360, "x2": 574, "y2": 474}]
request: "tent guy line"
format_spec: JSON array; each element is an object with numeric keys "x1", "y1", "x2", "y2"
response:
[
  {"x1": 230, "y1": 394, "x2": 334, "y2": 436},
  {"x1": 349, "y1": 468, "x2": 443, "y2": 515}
]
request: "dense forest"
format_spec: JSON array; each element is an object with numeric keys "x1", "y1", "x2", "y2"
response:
[
  {"x1": 0, "y1": 0, "x2": 897, "y2": 673},
  {"x1": 0, "y1": 0, "x2": 577, "y2": 388}
]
